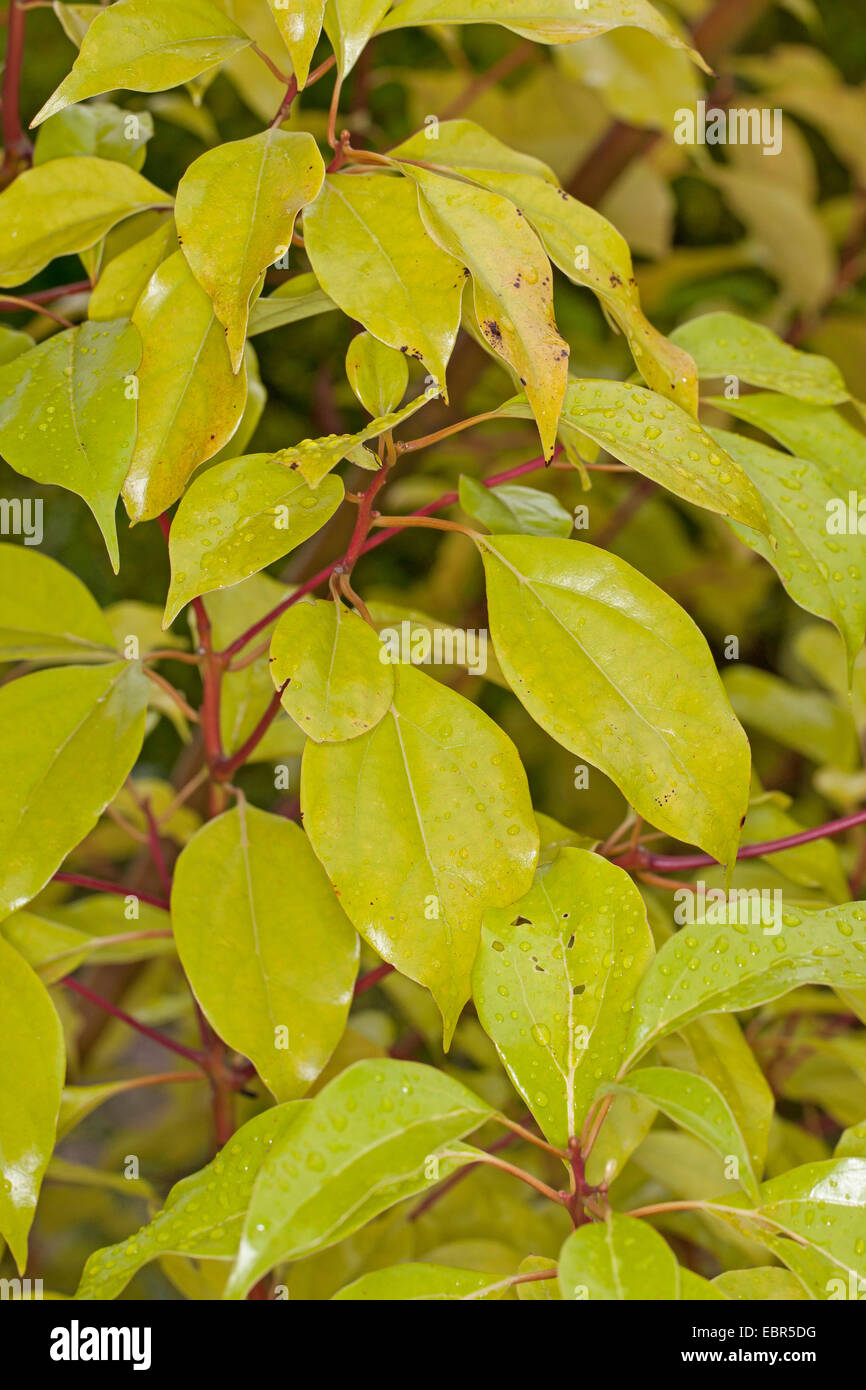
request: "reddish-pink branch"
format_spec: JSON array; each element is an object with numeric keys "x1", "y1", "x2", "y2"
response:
[
  {"x1": 1, "y1": 0, "x2": 32, "y2": 182},
  {"x1": 63, "y1": 977, "x2": 206, "y2": 1065},
  {"x1": 53, "y1": 872, "x2": 170, "y2": 912},
  {"x1": 213, "y1": 687, "x2": 285, "y2": 780},
  {"x1": 354, "y1": 962, "x2": 395, "y2": 996},
  {"x1": 612, "y1": 806, "x2": 866, "y2": 874}
]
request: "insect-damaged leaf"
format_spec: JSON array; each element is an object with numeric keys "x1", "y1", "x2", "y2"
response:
[
  {"x1": 479, "y1": 535, "x2": 751, "y2": 865},
  {"x1": 225, "y1": 1059, "x2": 492, "y2": 1297},
  {"x1": 0, "y1": 938, "x2": 64, "y2": 1274},
  {"x1": 473, "y1": 848, "x2": 654, "y2": 1147},
  {"x1": 172, "y1": 805, "x2": 358, "y2": 1102},
  {"x1": 301, "y1": 664, "x2": 538, "y2": 1040},
  {"x1": 123, "y1": 251, "x2": 248, "y2": 522},
  {"x1": 304, "y1": 174, "x2": 464, "y2": 391},
  {"x1": 402, "y1": 166, "x2": 568, "y2": 458},
  {"x1": 0, "y1": 319, "x2": 141, "y2": 571},
  {"x1": 270, "y1": 598, "x2": 394, "y2": 742},
  {"x1": 0, "y1": 663, "x2": 148, "y2": 921},
  {"x1": 33, "y1": 0, "x2": 251, "y2": 125},
  {"x1": 176, "y1": 131, "x2": 325, "y2": 371}
]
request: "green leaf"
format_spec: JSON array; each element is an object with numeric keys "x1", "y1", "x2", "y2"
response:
[
  {"x1": 479, "y1": 535, "x2": 751, "y2": 864},
  {"x1": 176, "y1": 132, "x2": 324, "y2": 372},
  {"x1": 516, "y1": 1255, "x2": 561, "y2": 1299},
  {"x1": 678, "y1": 1269, "x2": 729, "y2": 1299},
  {"x1": 0, "y1": 939, "x2": 65, "y2": 1273},
  {"x1": 33, "y1": 103, "x2": 154, "y2": 171},
  {"x1": 325, "y1": 0, "x2": 390, "y2": 75},
  {"x1": 606, "y1": 1067, "x2": 760, "y2": 1202},
  {"x1": 0, "y1": 326, "x2": 33, "y2": 365},
  {"x1": 390, "y1": 121, "x2": 698, "y2": 410},
  {"x1": 0, "y1": 662, "x2": 148, "y2": 920},
  {"x1": 458, "y1": 475, "x2": 572, "y2": 537},
  {"x1": 712, "y1": 1267, "x2": 810, "y2": 1300},
  {"x1": 508, "y1": 380, "x2": 767, "y2": 531},
  {"x1": 672, "y1": 312, "x2": 849, "y2": 404},
  {"x1": 75, "y1": 1105, "x2": 303, "y2": 1300},
  {"x1": 270, "y1": 390, "x2": 436, "y2": 488},
  {"x1": 225, "y1": 1059, "x2": 493, "y2": 1297},
  {"x1": 0, "y1": 319, "x2": 141, "y2": 570},
  {"x1": 163, "y1": 453, "x2": 343, "y2": 626},
  {"x1": 34, "y1": 0, "x2": 251, "y2": 126},
  {"x1": 0, "y1": 157, "x2": 170, "y2": 287},
  {"x1": 0, "y1": 545, "x2": 117, "y2": 663},
  {"x1": 346, "y1": 332, "x2": 408, "y2": 417},
  {"x1": 123, "y1": 251, "x2": 248, "y2": 522},
  {"x1": 712, "y1": 1159, "x2": 866, "y2": 1298},
  {"x1": 302, "y1": 663, "x2": 538, "y2": 1039},
  {"x1": 333, "y1": 1262, "x2": 502, "y2": 1299},
  {"x1": 248, "y1": 271, "x2": 337, "y2": 336},
  {"x1": 403, "y1": 166, "x2": 568, "y2": 459},
  {"x1": 708, "y1": 392, "x2": 866, "y2": 484},
  {"x1": 558, "y1": 1212, "x2": 680, "y2": 1300},
  {"x1": 714, "y1": 428, "x2": 866, "y2": 675},
  {"x1": 377, "y1": 0, "x2": 710, "y2": 70},
  {"x1": 172, "y1": 805, "x2": 357, "y2": 1101},
  {"x1": 267, "y1": 0, "x2": 325, "y2": 88},
  {"x1": 270, "y1": 598, "x2": 394, "y2": 742},
  {"x1": 473, "y1": 848, "x2": 653, "y2": 1147},
  {"x1": 304, "y1": 173, "x2": 464, "y2": 390},
  {"x1": 52, "y1": 2, "x2": 100, "y2": 46},
  {"x1": 681, "y1": 1013, "x2": 774, "y2": 1179},
  {"x1": 723, "y1": 665, "x2": 858, "y2": 770},
  {"x1": 625, "y1": 902, "x2": 866, "y2": 1064},
  {"x1": 57, "y1": 1076, "x2": 189, "y2": 1141},
  {"x1": 89, "y1": 218, "x2": 175, "y2": 322}
]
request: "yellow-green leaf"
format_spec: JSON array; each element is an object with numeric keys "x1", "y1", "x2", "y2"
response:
[
  {"x1": 479, "y1": 535, "x2": 751, "y2": 864},
  {"x1": 176, "y1": 132, "x2": 324, "y2": 371},
  {"x1": 325, "y1": 0, "x2": 390, "y2": 75},
  {"x1": 0, "y1": 546, "x2": 116, "y2": 664},
  {"x1": 0, "y1": 319, "x2": 141, "y2": 570},
  {"x1": 123, "y1": 251, "x2": 248, "y2": 522},
  {"x1": 172, "y1": 805, "x2": 358, "y2": 1102},
  {"x1": 304, "y1": 173, "x2": 464, "y2": 390},
  {"x1": 89, "y1": 218, "x2": 175, "y2": 322},
  {"x1": 346, "y1": 331, "x2": 408, "y2": 416},
  {"x1": 0, "y1": 938, "x2": 65, "y2": 1273},
  {"x1": 266, "y1": 0, "x2": 325, "y2": 88},
  {"x1": 0, "y1": 157, "x2": 170, "y2": 287},
  {"x1": 672, "y1": 311, "x2": 849, "y2": 405},
  {"x1": 0, "y1": 663, "x2": 148, "y2": 920},
  {"x1": 333, "y1": 1263, "x2": 503, "y2": 1299},
  {"x1": 404, "y1": 166, "x2": 568, "y2": 458},
  {"x1": 558, "y1": 1212, "x2": 680, "y2": 1300},
  {"x1": 248, "y1": 271, "x2": 337, "y2": 336},
  {"x1": 301, "y1": 663, "x2": 538, "y2": 1039},
  {"x1": 473, "y1": 848, "x2": 653, "y2": 1147},
  {"x1": 34, "y1": 0, "x2": 251, "y2": 126},
  {"x1": 270, "y1": 598, "x2": 394, "y2": 742},
  {"x1": 163, "y1": 453, "x2": 343, "y2": 626}
]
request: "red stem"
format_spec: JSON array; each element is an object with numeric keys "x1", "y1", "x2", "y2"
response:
[
  {"x1": 62, "y1": 977, "x2": 205, "y2": 1066},
  {"x1": 213, "y1": 688, "x2": 285, "y2": 780},
  {"x1": 613, "y1": 806, "x2": 866, "y2": 874},
  {"x1": 1, "y1": 0, "x2": 32, "y2": 182},
  {"x1": 354, "y1": 962, "x2": 395, "y2": 996},
  {"x1": 53, "y1": 872, "x2": 169, "y2": 912}
]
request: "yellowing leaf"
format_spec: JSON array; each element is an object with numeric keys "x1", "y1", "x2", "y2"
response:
[
  {"x1": 0, "y1": 663, "x2": 148, "y2": 921},
  {"x1": 248, "y1": 271, "x2": 337, "y2": 336},
  {"x1": 325, "y1": 0, "x2": 390, "y2": 75},
  {"x1": 226, "y1": 1059, "x2": 492, "y2": 1297},
  {"x1": 0, "y1": 319, "x2": 141, "y2": 571},
  {"x1": 164, "y1": 452, "x2": 343, "y2": 626},
  {"x1": 390, "y1": 121, "x2": 697, "y2": 410},
  {"x1": 270, "y1": 598, "x2": 394, "y2": 742},
  {"x1": 405, "y1": 166, "x2": 568, "y2": 458},
  {"x1": 0, "y1": 157, "x2": 170, "y2": 287},
  {"x1": 267, "y1": 0, "x2": 326, "y2": 88},
  {"x1": 176, "y1": 132, "x2": 325, "y2": 371},
  {"x1": 0, "y1": 545, "x2": 116, "y2": 664},
  {"x1": 473, "y1": 848, "x2": 654, "y2": 1147},
  {"x1": 378, "y1": 0, "x2": 710, "y2": 69},
  {"x1": 172, "y1": 805, "x2": 358, "y2": 1102},
  {"x1": 0, "y1": 939, "x2": 65, "y2": 1273},
  {"x1": 89, "y1": 219, "x2": 175, "y2": 322},
  {"x1": 123, "y1": 251, "x2": 248, "y2": 522},
  {"x1": 301, "y1": 664, "x2": 538, "y2": 1039},
  {"x1": 304, "y1": 174, "x2": 464, "y2": 390},
  {"x1": 34, "y1": 0, "x2": 251, "y2": 126},
  {"x1": 271, "y1": 390, "x2": 436, "y2": 488},
  {"x1": 479, "y1": 535, "x2": 751, "y2": 864}
]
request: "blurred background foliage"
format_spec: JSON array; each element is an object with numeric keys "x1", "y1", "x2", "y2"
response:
[{"x1": 3, "y1": 0, "x2": 866, "y2": 1297}]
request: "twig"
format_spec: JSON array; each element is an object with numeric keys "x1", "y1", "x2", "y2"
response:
[
  {"x1": 62, "y1": 977, "x2": 205, "y2": 1066},
  {"x1": 53, "y1": 873, "x2": 169, "y2": 912}
]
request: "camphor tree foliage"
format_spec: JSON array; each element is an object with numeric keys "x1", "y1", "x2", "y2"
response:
[{"x1": 1, "y1": 0, "x2": 866, "y2": 1306}]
